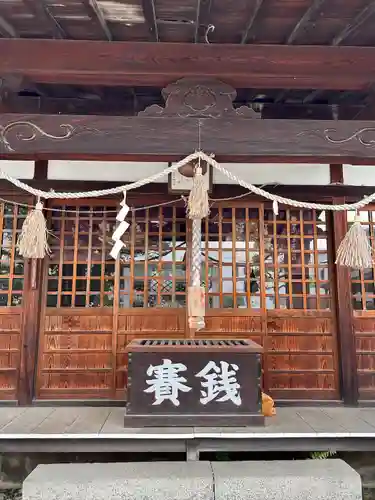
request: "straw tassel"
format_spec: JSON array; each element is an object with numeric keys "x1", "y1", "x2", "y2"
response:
[
  {"x1": 17, "y1": 200, "x2": 50, "y2": 259},
  {"x1": 187, "y1": 163, "x2": 209, "y2": 220},
  {"x1": 335, "y1": 213, "x2": 373, "y2": 269}
]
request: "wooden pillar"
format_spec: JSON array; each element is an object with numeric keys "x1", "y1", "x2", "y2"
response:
[
  {"x1": 330, "y1": 164, "x2": 358, "y2": 405},
  {"x1": 18, "y1": 183, "x2": 47, "y2": 405},
  {"x1": 18, "y1": 258, "x2": 44, "y2": 405}
]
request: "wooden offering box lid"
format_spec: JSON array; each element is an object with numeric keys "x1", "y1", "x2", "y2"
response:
[{"x1": 126, "y1": 339, "x2": 263, "y2": 353}]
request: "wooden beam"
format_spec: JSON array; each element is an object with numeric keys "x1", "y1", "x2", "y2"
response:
[
  {"x1": 2, "y1": 113, "x2": 375, "y2": 160},
  {"x1": 0, "y1": 15, "x2": 17, "y2": 38},
  {"x1": 0, "y1": 93, "x2": 137, "y2": 115},
  {"x1": 23, "y1": 0, "x2": 66, "y2": 39},
  {"x1": 332, "y1": 1, "x2": 375, "y2": 46},
  {"x1": 3, "y1": 39, "x2": 375, "y2": 89},
  {"x1": 82, "y1": 0, "x2": 113, "y2": 41},
  {"x1": 142, "y1": 0, "x2": 159, "y2": 42},
  {"x1": 33, "y1": 160, "x2": 48, "y2": 180},
  {"x1": 286, "y1": 0, "x2": 326, "y2": 44},
  {"x1": 241, "y1": 0, "x2": 264, "y2": 44}
]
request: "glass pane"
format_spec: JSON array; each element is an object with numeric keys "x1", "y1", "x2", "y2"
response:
[
  {"x1": 103, "y1": 295, "x2": 114, "y2": 307},
  {"x1": 0, "y1": 279, "x2": 9, "y2": 291},
  {"x1": 14, "y1": 261, "x2": 24, "y2": 275},
  {"x1": 74, "y1": 295, "x2": 86, "y2": 307},
  {"x1": 89, "y1": 295, "x2": 101, "y2": 307},
  {"x1": 12, "y1": 278, "x2": 23, "y2": 291},
  {"x1": 61, "y1": 295, "x2": 72, "y2": 307},
  {"x1": 11, "y1": 294, "x2": 22, "y2": 306},
  {"x1": 47, "y1": 295, "x2": 58, "y2": 307},
  {"x1": 75, "y1": 279, "x2": 86, "y2": 292},
  {"x1": 48, "y1": 280, "x2": 59, "y2": 292}
]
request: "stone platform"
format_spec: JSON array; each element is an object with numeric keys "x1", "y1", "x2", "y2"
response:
[
  {"x1": 22, "y1": 460, "x2": 361, "y2": 500},
  {"x1": 0, "y1": 406, "x2": 375, "y2": 458}
]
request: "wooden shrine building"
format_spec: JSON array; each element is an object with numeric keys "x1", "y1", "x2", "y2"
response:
[{"x1": 2, "y1": 0, "x2": 375, "y2": 408}]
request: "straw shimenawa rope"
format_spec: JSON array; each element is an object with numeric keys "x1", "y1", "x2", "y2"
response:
[
  {"x1": 17, "y1": 201, "x2": 50, "y2": 259},
  {"x1": 335, "y1": 214, "x2": 373, "y2": 269},
  {"x1": 2, "y1": 150, "x2": 375, "y2": 267}
]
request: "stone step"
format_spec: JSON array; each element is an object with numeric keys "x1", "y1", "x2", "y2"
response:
[
  {"x1": 212, "y1": 459, "x2": 362, "y2": 500},
  {"x1": 22, "y1": 459, "x2": 361, "y2": 500}
]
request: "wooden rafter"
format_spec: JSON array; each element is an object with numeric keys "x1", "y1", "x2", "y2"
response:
[
  {"x1": 0, "y1": 15, "x2": 17, "y2": 38},
  {"x1": 286, "y1": 0, "x2": 326, "y2": 44},
  {"x1": 303, "y1": 2, "x2": 375, "y2": 104},
  {"x1": 274, "y1": 90, "x2": 289, "y2": 104},
  {"x1": 194, "y1": 0, "x2": 213, "y2": 43},
  {"x1": 332, "y1": 1, "x2": 375, "y2": 45},
  {"x1": 23, "y1": 0, "x2": 66, "y2": 39},
  {"x1": 280, "y1": 0, "x2": 326, "y2": 103},
  {"x1": 241, "y1": 0, "x2": 264, "y2": 44},
  {"x1": 82, "y1": 0, "x2": 113, "y2": 41},
  {"x1": 2, "y1": 40, "x2": 375, "y2": 89},
  {"x1": 303, "y1": 89, "x2": 326, "y2": 104},
  {"x1": 141, "y1": 0, "x2": 159, "y2": 42}
]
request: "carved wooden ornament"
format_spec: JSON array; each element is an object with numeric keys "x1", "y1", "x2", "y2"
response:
[{"x1": 139, "y1": 77, "x2": 260, "y2": 119}]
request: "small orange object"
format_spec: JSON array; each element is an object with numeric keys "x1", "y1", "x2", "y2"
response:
[{"x1": 262, "y1": 392, "x2": 276, "y2": 417}]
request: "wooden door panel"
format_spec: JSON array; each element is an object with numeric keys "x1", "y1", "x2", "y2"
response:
[
  {"x1": 35, "y1": 200, "x2": 340, "y2": 403},
  {"x1": 0, "y1": 310, "x2": 22, "y2": 400},
  {"x1": 354, "y1": 314, "x2": 375, "y2": 399},
  {"x1": 37, "y1": 310, "x2": 114, "y2": 400},
  {"x1": 116, "y1": 309, "x2": 186, "y2": 400},
  {"x1": 265, "y1": 311, "x2": 338, "y2": 399}
]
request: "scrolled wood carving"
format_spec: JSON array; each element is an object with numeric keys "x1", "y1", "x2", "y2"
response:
[
  {"x1": 139, "y1": 77, "x2": 259, "y2": 119},
  {"x1": 0, "y1": 121, "x2": 99, "y2": 152},
  {"x1": 298, "y1": 127, "x2": 375, "y2": 147}
]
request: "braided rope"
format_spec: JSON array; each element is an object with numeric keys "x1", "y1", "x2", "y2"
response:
[
  {"x1": 0, "y1": 152, "x2": 201, "y2": 200},
  {"x1": 1, "y1": 150, "x2": 374, "y2": 210},
  {"x1": 191, "y1": 219, "x2": 202, "y2": 286}
]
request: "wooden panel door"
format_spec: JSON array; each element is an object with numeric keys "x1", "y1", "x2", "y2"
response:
[
  {"x1": 36, "y1": 201, "x2": 117, "y2": 400},
  {"x1": 196, "y1": 203, "x2": 340, "y2": 401},
  {"x1": 36, "y1": 202, "x2": 188, "y2": 400},
  {"x1": 115, "y1": 204, "x2": 188, "y2": 400},
  {"x1": 0, "y1": 200, "x2": 29, "y2": 401},
  {"x1": 36, "y1": 199, "x2": 340, "y2": 402},
  {"x1": 350, "y1": 209, "x2": 375, "y2": 400}
]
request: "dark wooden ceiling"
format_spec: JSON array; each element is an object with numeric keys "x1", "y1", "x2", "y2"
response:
[{"x1": 1, "y1": 0, "x2": 375, "y2": 115}]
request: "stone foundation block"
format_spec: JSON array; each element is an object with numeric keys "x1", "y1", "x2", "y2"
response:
[
  {"x1": 22, "y1": 462, "x2": 214, "y2": 500},
  {"x1": 212, "y1": 459, "x2": 362, "y2": 500}
]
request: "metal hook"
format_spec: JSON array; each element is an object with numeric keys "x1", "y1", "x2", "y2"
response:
[{"x1": 204, "y1": 24, "x2": 215, "y2": 44}]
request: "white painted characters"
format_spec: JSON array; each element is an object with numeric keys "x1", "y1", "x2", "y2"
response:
[
  {"x1": 144, "y1": 358, "x2": 192, "y2": 406},
  {"x1": 195, "y1": 361, "x2": 241, "y2": 406},
  {"x1": 144, "y1": 359, "x2": 241, "y2": 407}
]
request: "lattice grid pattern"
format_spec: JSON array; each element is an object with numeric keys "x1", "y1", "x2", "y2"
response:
[
  {"x1": 201, "y1": 205, "x2": 331, "y2": 310},
  {"x1": 44, "y1": 202, "x2": 331, "y2": 310},
  {"x1": 119, "y1": 205, "x2": 187, "y2": 308},
  {"x1": 350, "y1": 210, "x2": 375, "y2": 310},
  {"x1": 47, "y1": 203, "x2": 116, "y2": 308},
  {"x1": 0, "y1": 202, "x2": 27, "y2": 307}
]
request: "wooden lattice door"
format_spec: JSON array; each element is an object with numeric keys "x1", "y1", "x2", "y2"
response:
[
  {"x1": 349, "y1": 207, "x2": 375, "y2": 400},
  {"x1": 0, "y1": 199, "x2": 29, "y2": 402},
  {"x1": 195, "y1": 202, "x2": 340, "y2": 401},
  {"x1": 36, "y1": 201, "x2": 188, "y2": 401},
  {"x1": 35, "y1": 199, "x2": 340, "y2": 402}
]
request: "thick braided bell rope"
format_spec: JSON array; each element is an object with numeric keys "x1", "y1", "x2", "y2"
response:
[
  {"x1": 189, "y1": 218, "x2": 205, "y2": 329},
  {"x1": 191, "y1": 219, "x2": 202, "y2": 286},
  {"x1": 2, "y1": 150, "x2": 375, "y2": 211}
]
